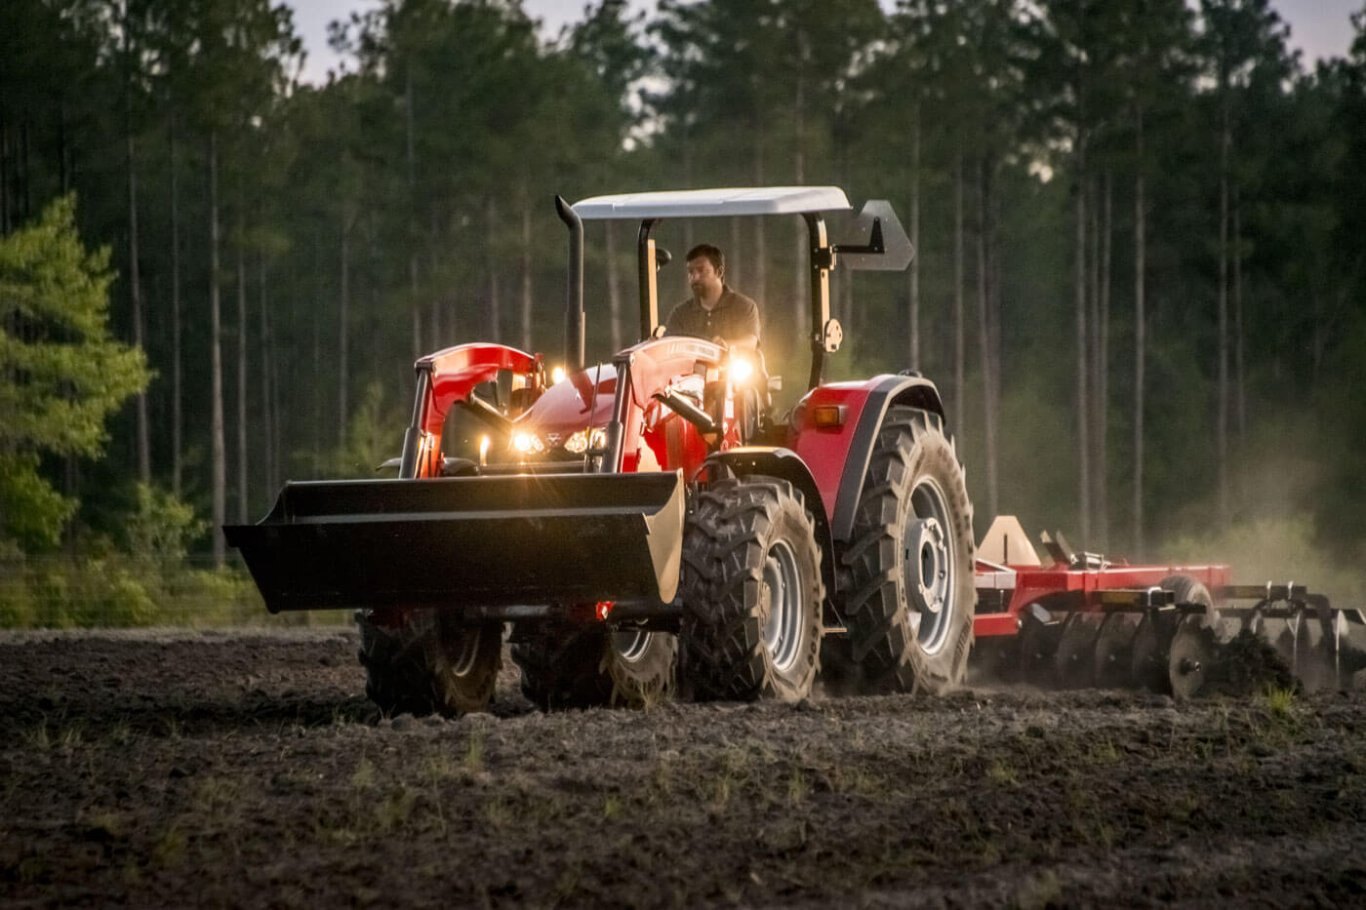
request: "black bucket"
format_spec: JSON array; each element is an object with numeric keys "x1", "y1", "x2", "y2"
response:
[{"x1": 224, "y1": 472, "x2": 685, "y2": 613}]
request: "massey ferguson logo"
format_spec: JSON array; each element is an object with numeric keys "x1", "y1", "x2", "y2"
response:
[{"x1": 544, "y1": 433, "x2": 562, "y2": 446}]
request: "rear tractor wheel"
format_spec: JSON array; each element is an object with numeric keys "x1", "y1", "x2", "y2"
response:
[
  {"x1": 681, "y1": 476, "x2": 825, "y2": 702},
  {"x1": 844, "y1": 406, "x2": 975, "y2": 695},
  {"x1": 356, "y1": 609, "x2": 502, "y2": 717}
]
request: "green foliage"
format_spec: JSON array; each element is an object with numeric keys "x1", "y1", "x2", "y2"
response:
[
  {"x1": 0, "y1": 196, "x2": 150, "y2": 549},
  {"x1": 314, "y1": 381, "x2": 404, "y2": 478},
  {"x1": 122, "y1": 484, "x2": 208, "y2": 563}
]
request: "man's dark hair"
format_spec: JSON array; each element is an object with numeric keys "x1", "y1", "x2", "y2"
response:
[{"x1": 685, "y1": 243, "x2": 725, "y2": 276}]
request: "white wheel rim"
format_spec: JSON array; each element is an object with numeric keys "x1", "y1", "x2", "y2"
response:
[
  {"x1": 903, "y1": 476, "x2": 956, "y2": 656},
  {"x1": 613, "y1": 628, "x2": 652, "y2": 663},
  {"x1": 762, "y1": 539, "x2": 803, "y2": 673},
  {"x1": 450, "y1": 627, "x2": 482, "y2": 677}
]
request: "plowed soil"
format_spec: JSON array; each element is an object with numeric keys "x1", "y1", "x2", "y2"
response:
[{"x1": 2, "y1": 629, "x2": 1365, "y2": 908}]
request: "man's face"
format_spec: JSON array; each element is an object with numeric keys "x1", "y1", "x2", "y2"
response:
[{"x1": 686, "y1": 256, "x2": 723, "y2": 300}]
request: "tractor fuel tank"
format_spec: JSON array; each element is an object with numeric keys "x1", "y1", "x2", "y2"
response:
[{"x1": 224, "y1": 471, "x2": 685, "y2": 613}]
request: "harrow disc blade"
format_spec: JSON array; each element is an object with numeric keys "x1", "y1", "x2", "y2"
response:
[
  {"x1": 1018, "y1": 613, "x2": 1065, "y2": 687},
  {"x1": 1168, "y1": 617, "x2": 1214, "y2": 700},
  {"x1": 1129, "y1": 614, "x2": 1172, "y2": 693},
  {"x1": 1054, "y1": 614, "x2": 1100, "y2": 689},
  {"x1": 1093, "y1": 614, "x2": 1140, "y2": 689}
]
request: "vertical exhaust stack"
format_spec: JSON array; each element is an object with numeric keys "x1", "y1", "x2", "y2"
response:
[{"x1": 556, "y1": 195, "x2": 585, "y2": 372}]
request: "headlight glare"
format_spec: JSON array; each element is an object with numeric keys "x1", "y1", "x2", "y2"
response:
[
  {"x1": 511, "y1": 431, "x2": 544, "y2": 455},
  {"x1": 564, "y1": 427, "x2": 608, "y2": 454}
]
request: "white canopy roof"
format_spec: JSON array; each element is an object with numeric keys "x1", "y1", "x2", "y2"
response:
[{"x1": 572, "y1": 186, "x2": 852, "y2": 220}]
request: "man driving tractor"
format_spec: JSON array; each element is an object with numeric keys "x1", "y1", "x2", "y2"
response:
[{"x1": 664, "y1": 244, "x2": 760, "y2": 350}]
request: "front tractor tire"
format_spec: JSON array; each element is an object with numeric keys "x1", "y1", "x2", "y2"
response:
[
  {"x1": 512, "y1": 626, "x2": 676, "y2": 710},
  {"x1": 682, "y1": 477, "x2": 825, "y2": 702},
  {"x1": 356, "y1": 609, "x2": 502, "y2": 717},
  {"x1": 844, "y1": 406, "x2": 975, "y2": 695}
]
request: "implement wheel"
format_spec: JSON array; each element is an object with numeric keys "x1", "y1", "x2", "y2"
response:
[
  {"x1": 356, "y1": 609, "x2": 502, "y2": 717},
  {"x1": 844, "y1": 407, "x2": 975, "y2": 694},
  {"x1": 512, "y1": 626, "x2": 676, "y2": 711},
  {"x1": 681, "y1": 476, "x2": 824, "y2": 702}
]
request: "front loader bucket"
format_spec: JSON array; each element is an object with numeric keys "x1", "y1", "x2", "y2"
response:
[{"x1": 224, "y1": 472, "x2": 685, "y2": 613}]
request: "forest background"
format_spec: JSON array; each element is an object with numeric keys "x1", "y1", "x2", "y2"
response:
[{"x1": 2, "y1": 0, "x2": 1365, "y2": 624}]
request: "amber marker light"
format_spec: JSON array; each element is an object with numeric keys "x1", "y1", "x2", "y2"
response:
[
  {"x1": 811, "y1": 404, "x2": 846, "y2": 428},
  {"x1": 479, "y1": 435, "x2": 490, "y2": 465}
]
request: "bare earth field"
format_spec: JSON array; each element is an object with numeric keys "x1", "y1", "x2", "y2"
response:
[{"x1": 2, "y1": 629, "x2": 1365, "y2": 908}]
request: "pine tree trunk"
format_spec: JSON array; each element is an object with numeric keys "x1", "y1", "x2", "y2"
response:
[
  {"x1": 258, "y1": 255, "x2": 274, "y2": 497},
  {"x1": 521, "y1": 200, "x2": 534, "y2": 352},
  {"x1": 127, "y1": 116, "x2": 150, "y2": 485},
  {"x1": 430, "y1": 212, "x2": 444, "y2": 345},
  {"x1": 1217, "y1": 101, "x2": 1231, "y2": 528},
  {"x1": 209, "y1": 131, "x2": 227, "y2": 566},
  {"x1": 235, "y1": 209, "x2": 248, "y2": 525},
  {"x1": 123, "y1": 4, "x2": 150, "y2": 486},
  {"x1": 486, "y1": 196, "x2": 499, "y2": 341},
  {"x1": 752, "y1": 137, "x2": 767, "y2": 314},
  {"x1": 605, "y1": 219, "x2": 622, "y2": 350},
  {"x1": 792, "y1": 58, "x2": 807, "y2": 358},
  {"x1": 1233, "y1": 186, "x2": 1245, "y2": 442},
  {"x1": 976, "y1": 157, "x2": 998, "y2": 518},
  {"x1": 1096, "y1": 171, "x2": 1113, "y2": 550},
  {"x1": 406, "y1": 65, "x2": 420, "y2": 356},
  {"x1": 909, "y1": 100, "x2": 921, "y2": 373},
  {"x1": 1075, "y1": 150, "x2": 1091, "y2": 545},
  {"x1": 338, "y1": 212, "x2": 350, "y2": 446},
  {"x1": 1132, "y1": 111, "x2": 1146, "y2": 556},
  {"x1": 953, "y1": 150, "x2": 965, "y2": 436},
  {"x1": 170, "y1": 108, "x2": 183, "y2": 497},
  {"x1": 0, "y1": 103, "x2": 9, "y2": 234}
]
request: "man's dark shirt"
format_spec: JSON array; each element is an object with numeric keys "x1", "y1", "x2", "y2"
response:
[{"x1": 664, "y1": 286, "x2": 761, "y2": 344}]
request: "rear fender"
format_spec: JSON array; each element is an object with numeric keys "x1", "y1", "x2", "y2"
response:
[
  {"x1": 788, "y1": 373, "x2": 946, "y2": 545},
  {"x1": 702, "y1": 447, "x2": 838, "y2": 617}
]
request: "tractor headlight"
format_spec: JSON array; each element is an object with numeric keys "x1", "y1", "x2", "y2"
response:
[
  {"x1": 551, "y1": 366, "x2": 567, "y2": 385},
  {"x1": 564, "y1": 427, "x2": 608, "y2": 454},
  {"x1": 510, "y1": 431, "x2": 545, "y2": 455},
  {"x1": 729, "y1": 354, "x2": 755, "y2": 385}
]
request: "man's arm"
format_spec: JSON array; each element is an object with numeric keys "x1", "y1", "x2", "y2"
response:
[{"x1": 728, "y1": 296, "x2": 761, "y2": 351}]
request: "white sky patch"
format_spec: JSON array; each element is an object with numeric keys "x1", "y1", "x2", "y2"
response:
[{"x1": 290, "y1": 0, "x2": 1360, "y2": 86}]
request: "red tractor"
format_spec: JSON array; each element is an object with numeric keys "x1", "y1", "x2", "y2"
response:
[
  {"x1": 227, "y1": 186, "x2": 1365, "y2": 714},
  {"x1": 227, "y1": 187, "x2": 978, "y2": 713}
]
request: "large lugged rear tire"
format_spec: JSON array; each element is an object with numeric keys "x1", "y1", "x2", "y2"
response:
[
  {"x1": 843, "y1": 406, "x2": 974, "y2": 694},
  {"x1": 512, "y1": 626, "x2": 676, "y2": 710},
  {"x1": 356, "y1": 609, "x2": 502, "y2": 717},
  {"x1": 682, "y1": 476, "x2": 825, "y2": 702}
]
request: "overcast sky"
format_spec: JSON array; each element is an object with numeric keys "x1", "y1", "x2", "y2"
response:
[{"x1": 291, "y1": 0, "x2": 1363, "y2": 85}]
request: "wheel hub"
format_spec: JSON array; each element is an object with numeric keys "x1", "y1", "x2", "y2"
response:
[{"x1": 906, "y1": 517, "x2": 948, "y2": 615}]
